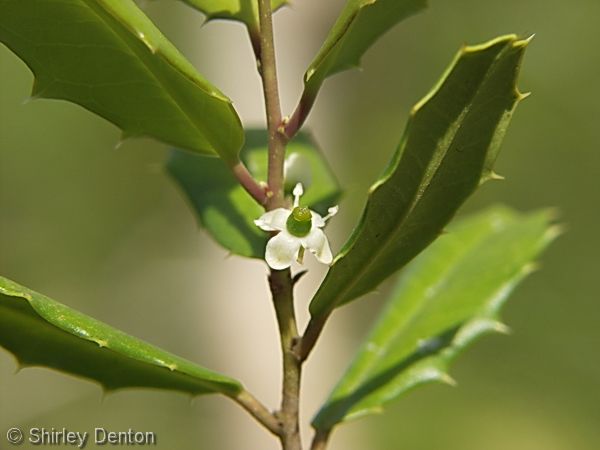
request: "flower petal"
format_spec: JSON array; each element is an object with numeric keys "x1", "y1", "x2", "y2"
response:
[
  {"x1": 254, "y1": 208, "x2": 290, "y2": 231},
  {"x1": 301, "y1": 228, "x2": 332, "y2": 265},
  {"x1": 265, "y1": 232, "x2": 301, "y2": 270},
  {"x1": 311, "y1": 211, "x2": 325, "y2": 228}
]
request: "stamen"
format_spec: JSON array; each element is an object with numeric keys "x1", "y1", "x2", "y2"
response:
[
  {"x1": 324, "y1": 205, "x2": 339, "y2": 221},
  {"x1": 293, "y1": 183, "x2": 304, "y2": 207},
  {"x1": 296, "y1": 246, "x2": 305, "y2": 264}
]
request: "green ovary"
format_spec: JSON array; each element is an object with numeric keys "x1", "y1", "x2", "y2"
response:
[{"x1": 286, "y1": 207, "x2": 312, "y2": 237}]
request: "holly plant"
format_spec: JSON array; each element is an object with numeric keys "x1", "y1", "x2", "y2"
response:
[{"x1": 0, "y1": 1, "x2": 560, "y2": 449}]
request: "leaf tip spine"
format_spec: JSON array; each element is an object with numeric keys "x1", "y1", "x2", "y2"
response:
[
  {"x1": 93, "y1": 338, "x2": 108, "y2": 348},
  {"x1": 137, "y1": 31, "x2": 158, "y2": 54},
  {"x1": 493, "y1": 321, "x2": 512, "y2": 335},
  {"x1": 489, "y1": 171, "x2": 506, "y2": 181},
  {"x1": 516, "y1": 90, "x2": 532, "y2": 102},
  {"x1": 439, "y1": 372, "x2": 457, "y2": 387},
  {"x1": 100, "y1": 386, "x2": 114, "y2": 403},
  {"x1": 114, "y1": 139, "x2": 126, "y2": 150},
  {"x1": 119, "y1": 130, "x2": 139, "y2": 143},
  {"x1": 202, "y1": 14, "x2": 216, "y2": 26},
  {"x1": 14, "y1": 360, "x2": 26, "y2": 374},
  {"x1": 480, "y1": 170, "x2": 505, "y2": 185},
  {"x1": 514, "y1": 34, "x2": 536, "y2": 49},
  {"x1": 521, "y1": 262, "x2": 539, "y2": 276},
  {"x1": 21, "y1": 96, "x2": 36, "y2": 105},
  {"x1": 546, "y1": 223, "x2": 566, "y2": 242},
  {"x1": 30, "y1": 79, "x2": 48, "y2": 100}
]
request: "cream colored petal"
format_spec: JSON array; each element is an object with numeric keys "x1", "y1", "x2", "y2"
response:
[
  {"x1": 254, "y1": 208, "x2": 290, "y2": 231},
  {"x1": 265, "y1": 232, "x2": 301, "y2": 270},
  {"x1": 311, "y1": 211, "x2": 325, "y2": 228},
  {"x1": 301, "y1": 228, "x2": 332, "y2": 265}
]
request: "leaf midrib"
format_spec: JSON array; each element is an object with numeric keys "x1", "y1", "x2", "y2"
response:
[
  {"x1": 306, "y1": 4, "x2": 360, "y2": 83},
  {"x1": 343, "y1": 227, "x2": 494, "y2": 393},
  {"x1": 315, "y1": 45, "x2": 510, "y2": 315},
  {"x1": 0, "y1": 286, "x2": 241, "y2": 394},
  {"x1": 83, "y1": 0, "x2": 224, "y2": 156}
]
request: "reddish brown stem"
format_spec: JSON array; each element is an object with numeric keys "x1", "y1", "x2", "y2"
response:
[
  {"x1": 232, "y1": 162, "x2": 268, "y2": 206},
  {"x1": 257, "y1": 0, "x2": 287, "y2": 210},
  {"x1": 283, "y1": 91, "x2": 316, "y2": 140}
]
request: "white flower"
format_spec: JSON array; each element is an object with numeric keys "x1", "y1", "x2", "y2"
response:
[{"x1": 254, "y1": 183, "x2": 338, "y2": 270}]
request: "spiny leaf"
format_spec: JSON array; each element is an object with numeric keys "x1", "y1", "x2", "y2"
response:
[
  {"x1": 309, "y1": 35, "x2": 530, "y2": 318},
  {"x1": 167, "y1": 130, "x2": 341, "y2": 258},
  {"x1": 312, "y1": 206, "x2": 560, "y2": 430},
  {"x1": 177, "y1": 0, "x2": 287, "y2": 30},
  {"x1": 0, "y1": 275, "x2": 242, "y2": 396},
  {"x1": 303, "y1": 0, "x2": 427, "y2": 102},
  {"x1": 0, "y1": 0, "x2": 243, "y2": 163}
]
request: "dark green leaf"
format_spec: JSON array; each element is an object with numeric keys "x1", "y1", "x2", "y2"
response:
[
  {"x1": 304, "y1": 0, "x2": 427, "y2": 101},
  {"x1": 0, "y1": 276, "x2": 242, "y2": 396},
  {"x1": 312, "y1": 206, "x2": 560, "y2": 430},
  {"x1": 0, "y1": 0, "x2": 243, "y2": 163},
  {"x1": 167, "y1": 130, "x2": 341, "y2": 258},
  {"x1": 309, "y1": 35, "x2": 530, "y2": 318}
]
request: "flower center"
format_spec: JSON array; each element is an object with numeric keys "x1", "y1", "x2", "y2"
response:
[{"x1": 286, "y1": 207, "x2": 312, "y2": 237}]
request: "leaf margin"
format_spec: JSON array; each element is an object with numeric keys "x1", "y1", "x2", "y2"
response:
[
  {"x1": 308, "y1": 34, "x2": 533, "y2": 318},
  {"x1": 0, "y1": 275, "x2": 243, "y2": 397},
  {"x1": 311, "y1": 206, "x2": 562, "y2": 430},
  {"x1": 0, "y1": 0, "x2": 245, "y2": 163}
]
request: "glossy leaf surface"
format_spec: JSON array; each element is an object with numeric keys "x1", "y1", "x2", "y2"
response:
[
  {"x1": 0, "y1": 0, "x2": 243, "y2": 163},
  {"x1": 313, "y1": 207, "x2": 560, "y2": 430},
  {"x1": 309, "y1": 35, "x2": 529, "y2": 318},
  {"x1": 167, "y1": 130, "x2": 341, "y2": 258},
  {"x1": 0, "y1": 276, "x2": 242, "y2": 396},
  {"x1": 304, "y1": 0, "x2": 427, "y2": 100}
]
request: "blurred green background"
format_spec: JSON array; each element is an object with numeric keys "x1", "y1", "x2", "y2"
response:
[{"x1": 1, "y1": 0, "x2": 598, "y2": 449}]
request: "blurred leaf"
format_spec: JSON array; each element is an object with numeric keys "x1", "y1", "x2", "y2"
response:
[
  {"x1": 312, "y1": 206, "x2": 560, "y2": 430},
  {"x1": 309, "y1": 35, "x2": 529, "y2": 318},
  {"x1": 167, "y1": 130, "x2": 341, "y2": 258},
  {"x1": 0, "y1": 0, "x2": 243, "y2": 163},
  {"x1": 303, "y1": 0, "x2": 427, "y2": 100},
  {"x1": 178, "y1": 0, "x2": 287, "y2": 30},
  {"x1": 0, "y1": 275, "x2": 242, "y2": 396}
]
